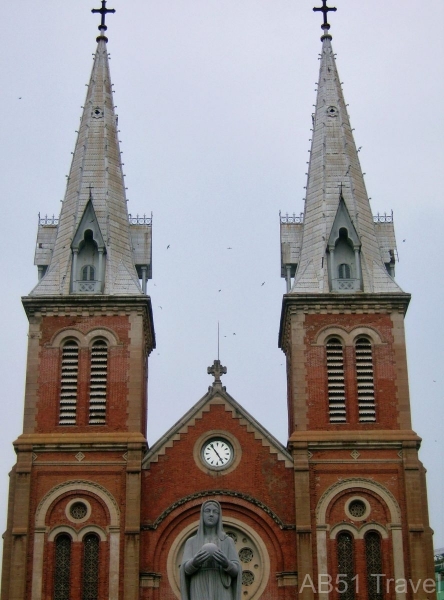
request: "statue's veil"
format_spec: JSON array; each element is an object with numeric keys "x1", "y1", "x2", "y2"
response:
[{"x1": 194, "y1": 500, "x2": 227, "y2": 546}]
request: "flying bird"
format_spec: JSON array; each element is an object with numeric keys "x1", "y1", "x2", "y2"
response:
[
  {"x1": 227, "y1": 247, "x2": 232, "y2": 250},
  {"x1": 167, "y1": 244, "x2": 170, "y2": 249},
  {"x1": 261, "y1": 282, "x2": 265, "y2": 286},
  {"x1": 158, "y1": 306, "x2": 162, "y2": 309}
]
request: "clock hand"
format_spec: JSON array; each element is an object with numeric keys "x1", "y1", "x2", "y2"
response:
[{"x1": 210, "y1": 444, "x2": 224, "y2": 463}]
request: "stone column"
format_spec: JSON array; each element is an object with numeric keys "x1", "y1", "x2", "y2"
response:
[{"x1": 123, "y1": 446, "x2": 143, "y2": 600}]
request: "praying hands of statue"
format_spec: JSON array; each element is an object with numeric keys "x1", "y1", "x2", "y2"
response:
[{"x1": 190, "y1": 546, "x2": 238, "y2": 577}]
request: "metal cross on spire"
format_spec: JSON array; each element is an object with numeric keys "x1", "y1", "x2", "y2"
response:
[
  {"x1": 313, "y1": 0, "x2": 337, "y2": 40},
  {"x1": 92, "y1": 1, "x2": 116, "y2": 42}
]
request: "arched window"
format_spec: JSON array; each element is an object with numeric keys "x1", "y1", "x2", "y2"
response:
[
  {"x1": 355, "y1": 338, "x2": 376, "y2": 422},
  {"x1": 82, "y1": 534, "x2": 100, "y2": 599},
  {"x1": 326, "y1": 338, "x2": 346, "y2": 423},
  {"x1": 338, "y1": 263, "x2": 351, "y2": 279},
  {"x1": 365, "y1": 531, "x2": 383, "y2": 600},
  {"x1": 89, "y1": 340, "x2": 108, "y2": 424},
  {"x1": 59, "y1": 340, "x2": 79, "y2": 425},
  {"x1": 54, "y1": 534, "x2": 71, "y2": 600},
  {"x1": 82, "y1": 265, "x2": 95, "y2": 281},
  {"x1": 337, "y1": 532, "x2": 355, "y2": 600}
]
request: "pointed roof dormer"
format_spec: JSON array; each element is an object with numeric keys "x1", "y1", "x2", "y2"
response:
[
  {"x1": 31, "y1": 4, "x2": 143, "y2": 297},
  {"x1": 287, "y1": 5, "x2": 402, "y2": 295}
]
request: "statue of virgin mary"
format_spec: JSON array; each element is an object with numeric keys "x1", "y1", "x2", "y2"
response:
[{"x1": 180, "y1": 500, "x2": 241, "y2": 600}]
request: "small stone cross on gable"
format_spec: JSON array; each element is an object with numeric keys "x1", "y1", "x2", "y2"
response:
[{"x1": 207, "y1": 360, "x2": 227, "y2": 385}]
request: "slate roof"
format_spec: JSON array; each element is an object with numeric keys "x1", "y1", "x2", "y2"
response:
[
  {"x1": 30, "y1": 39, "x2": 141, "y2": 296},
  {"x1": 291, "y1": 37, "x2": 402, "y2": 294}
]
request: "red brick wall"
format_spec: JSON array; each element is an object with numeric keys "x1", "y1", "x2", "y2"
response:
[{"x1": 141, "y1": 402, "x2": 297, "y2": 599}]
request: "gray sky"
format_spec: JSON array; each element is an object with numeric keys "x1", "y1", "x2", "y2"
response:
[{"x1": 0, "y1": 0, "x2": 442, "y2": 571}]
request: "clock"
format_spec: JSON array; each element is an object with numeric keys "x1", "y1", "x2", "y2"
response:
[{"x1": 202, "y1": 438, "x2": 233, "y2": 469}]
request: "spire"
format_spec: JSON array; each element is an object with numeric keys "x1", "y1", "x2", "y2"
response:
[
  {"x1": 31, "y1": 13, "x2": 143, "y2": 297},
  {"x1": 289, "y1": 10, "x2": 402, "y2": 295}
]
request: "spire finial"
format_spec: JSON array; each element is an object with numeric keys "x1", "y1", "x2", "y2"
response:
[
  {"x1": 92, "y1": 1, "x2": 116, "y2": 43},
  {"x1": 313, "y1": 0, "x2": 337, "y2": 41}
]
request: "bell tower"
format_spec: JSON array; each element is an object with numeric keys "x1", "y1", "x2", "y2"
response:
[
  {"x1": 279, "y1": 4, "x2": 434, "y2": 599},
  {"x1": 1, "y1": 4, "x2": 154, "y2": 599}
]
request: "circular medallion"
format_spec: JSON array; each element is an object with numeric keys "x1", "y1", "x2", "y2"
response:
[{"x1": 202, "y1": 438, "x2": 233, "y2": 469}]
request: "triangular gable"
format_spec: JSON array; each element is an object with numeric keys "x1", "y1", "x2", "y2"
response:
[
  {"x1": 71, "y1": 198, "x2": 105, "y2": 251},
  {"x1": 327, "y1": 196, "x2": 361, "y2": 249},
  {"x1": 143, "y1": 386, "x2": 293, "y2": 469}
]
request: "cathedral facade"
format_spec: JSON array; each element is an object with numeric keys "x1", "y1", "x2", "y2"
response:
[{"x1": 1, "y1": 4, "x2": 434, "y2": 600}]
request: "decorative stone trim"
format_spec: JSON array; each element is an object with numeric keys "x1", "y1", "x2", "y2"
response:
[
  {"x1": 141, "y1": 490, "x2": 295, "y2": 531},
  {"x1": 47, "y1": 524, "x2": 107, "y2": 542},
  {"x1": 329, "y1": 522, "x2": 388, "y2": 540},
  {"x1": 344, "y1": 496, "x2": 370, "y2": 521},
  {"x1": 276, "y1": 572, "x2": 298, "y2": 587},
  {"x1": 314, "y1": 325, "x2": 384, "y2": 346},
  {"x1": 35, "y1": 479, "x2": 120, "y2": 527},
  {"x1": 49, "y1": 326, "x2": 120, "y2": 349},
  {"x1": 144, "y1": 395, "x2": 292, "y2": 469},
  {"x1": 316, "y1": 477, "x2": 401, "y2": 525},
  {"x1": 140, "y1": 573, "x2": 162, "y2": 588}
]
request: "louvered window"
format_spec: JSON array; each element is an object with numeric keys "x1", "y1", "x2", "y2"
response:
[
  {"x1": 365, "y1": 532, "x2": 383, "y2": 600},
  {"x1": 89, "y1": 340, "x2": 108, "y2": 424},
  {"x1": 355, "y1": 338, "x2": 376, "y2": 422},
  {"x1": 327, "y1": 338, "x2": 346, "y2": 423},
  {"x1": 337, "y1": 532, "x2": 355, "y2": 600},
  {"x1": 54, "y1": 534, "x2": 71, "y2": 600},
  {"x1": 82, "y1": 534, "x2": 100, "y2": 600},
  {"x1": 59, "y1": 341, "x2": 79, "y2": 425}
]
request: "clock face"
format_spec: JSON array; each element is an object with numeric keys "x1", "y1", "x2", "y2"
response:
[{"x1": 202, "y1": 439, "x2": 233, "y2": 468}]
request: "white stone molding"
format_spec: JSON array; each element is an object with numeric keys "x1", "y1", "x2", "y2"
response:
[
  {"x1": 315, "y1": 478, "x2": 401, "y2": 525},
  {"x1": 49, "y1": 326, "x2": 119, "y2": 348},
  {"x1": 32, "y1": 480, "x2": 120, "y2": 600},
  {"x1": 78, "y1": 525, "x2": 107, "y2": 542},
  {"x1": 314, "y1": 326, "x2": 384, "y2": 347},
  {"x1": 329, "y1": 522, "x2": 388, "y2": 540},
  {"x1": 329, "y1": 523, "x2": 359, "y2": 539},
  {"x1": 47, "y1": 525, "x2": 78, "y2": 542},
  {"x1": 50, "y1": 327, "x2": 84, "y2": 347},
  {"x1": 65, "y1": 498, "x2": 92, "y2": 524},
  {"x1": 344, "y1": 496, "x2": 371, "y2": 521},
  {"x1": 84, "y1": 327, "x2": 120, "y2": 347},
  {"x1": 357, "y1": 523, "x2": 388, "y2": 540},
  {"x1": 315, "y1": 478, "x2": 404, "y2": 600}
]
